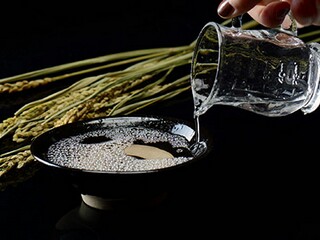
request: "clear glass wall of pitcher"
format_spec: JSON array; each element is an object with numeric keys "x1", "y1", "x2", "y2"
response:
[{"x1": 191, "y1": 20, "x2": 320, "y2": 117}]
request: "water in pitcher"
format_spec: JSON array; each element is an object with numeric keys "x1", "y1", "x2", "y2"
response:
[
  {"x1": 190, "y1": 20, "x2": 320, "y2": 143},
  {"x1": 192, "y1": 29, "x2": 311, "y2": 117}
]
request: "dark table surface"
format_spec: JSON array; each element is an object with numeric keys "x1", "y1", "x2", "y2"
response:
[{"x1": 1, "y1": 1, "x2": 320, "y2": 239}]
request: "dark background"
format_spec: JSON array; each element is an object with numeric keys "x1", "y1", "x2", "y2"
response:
[
  {"x1": 1, "y1": 1, "x2": 320, "y2": 239},
  {"x1": 0, "y1": 0, "x2": 213, "y2": 79}
]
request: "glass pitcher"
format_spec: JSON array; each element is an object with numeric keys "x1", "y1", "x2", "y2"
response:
[{"x1": 190, "y1": 17, "x2": 320, "y2": 117}]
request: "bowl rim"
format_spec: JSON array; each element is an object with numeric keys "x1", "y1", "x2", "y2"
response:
[{"x1": 30, "y1": 114, "x2": 213, "y2": 175}]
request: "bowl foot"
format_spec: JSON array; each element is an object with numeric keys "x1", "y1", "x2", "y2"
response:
[{"x1": 81, "y1": 191, "x2": 168, "y2": 211}]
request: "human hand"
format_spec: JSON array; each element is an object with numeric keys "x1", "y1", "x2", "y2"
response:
[{"x1": 217, "y1": 0, "x2": 320, "y2": 28}]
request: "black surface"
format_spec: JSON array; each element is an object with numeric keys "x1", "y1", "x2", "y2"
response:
[{"x1": 2, "y1": 1, "x2": 320, "y2": 239}]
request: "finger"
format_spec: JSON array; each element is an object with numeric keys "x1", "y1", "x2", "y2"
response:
[
  {"x1": 218, "y1": 0, "x2": 264, "y2": 18},
  {"x1": 248, "y1": 1, "x2": 291, "y2": 28},
  {"x1": 291, "y1": 0, "x2": 320, "y2": 26}
]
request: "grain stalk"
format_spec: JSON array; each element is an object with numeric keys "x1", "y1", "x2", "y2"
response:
[{"x1": 1, "y1": 20, "x2": 320, "y2": 191}]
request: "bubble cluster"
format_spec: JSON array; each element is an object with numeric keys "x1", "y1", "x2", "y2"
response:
[{"x1": 47, "y1": 126, "x2": 193, "y2": 172}]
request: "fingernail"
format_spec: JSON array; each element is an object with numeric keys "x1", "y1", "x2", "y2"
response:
[{"x1": 218, "y1": 0, "x2": 235, "y2": 18}]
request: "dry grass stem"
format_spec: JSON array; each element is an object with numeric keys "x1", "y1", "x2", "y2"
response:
[{"x1": 1, "y1": 19, "x2": 320, "y2": 191}]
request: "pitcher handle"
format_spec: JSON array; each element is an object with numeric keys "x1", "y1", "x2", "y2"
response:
[
  {"x1": 280, "y1": 11, "x2": 298, "y2": 36},
  {"x1": 231, "y1": 12, "x2": 297, "y2": 36}
]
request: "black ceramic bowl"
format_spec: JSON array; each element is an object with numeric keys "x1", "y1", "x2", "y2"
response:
[{"x1": 30, "y1": 115, "x2": 212, "y2": 210}]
